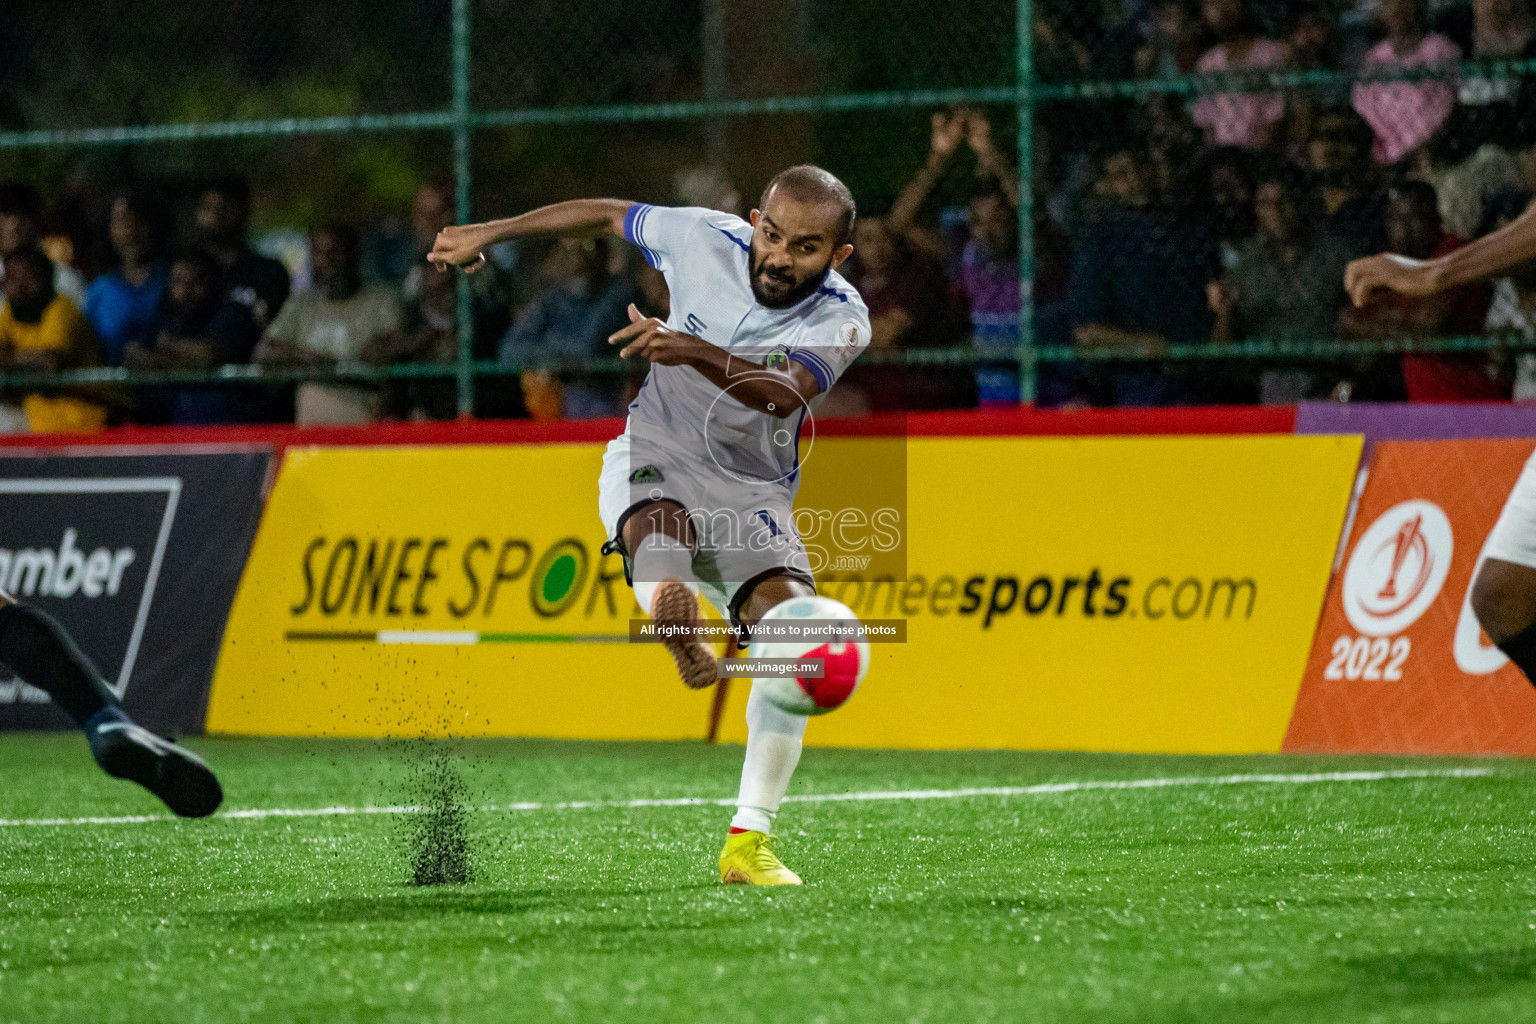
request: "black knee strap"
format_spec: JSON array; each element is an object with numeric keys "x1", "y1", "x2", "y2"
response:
[
  {"x1": 1496, "y1": 621, "x2": 1536, "y2": 686},
  {"x1": 727, "y1": 569, "x2": 817, "y2": 648},
  {"x1": 605, "y1": 498, "x2": 696, "y2": 588}
]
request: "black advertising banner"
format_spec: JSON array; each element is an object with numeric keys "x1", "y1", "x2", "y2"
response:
[{"x1": 0, "y1": 447, "x2": 272, "y2": 733}]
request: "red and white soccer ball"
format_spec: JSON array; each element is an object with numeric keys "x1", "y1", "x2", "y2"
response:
[{"x1": 749, "y1": 596, "x2": 869, "y2": 716}]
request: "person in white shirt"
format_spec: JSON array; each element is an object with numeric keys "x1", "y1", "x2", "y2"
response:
[
  {"x1": 432, "y1": 166, "x2": 871, "y2": 886},
  {"x1": 255, "y1": 223, "x2": 403, "y2": 426}
]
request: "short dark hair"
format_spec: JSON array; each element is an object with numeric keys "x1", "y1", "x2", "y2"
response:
[
  {"x1": 169, "y1": 245, "x2": 223, "y2": 283},
  {"x1": 1252, "y1": 159, "x2": 1311, "y2": 199},
  {"x1": 5, "y1": 245, "x2": 54, "y2": 283},
  {"x1": 312, "y1": 221, "x2": 361, "y2": 255},
  {"x1": 1311, "y1": 105, "x2": 1374, "y2": 153},
  {"x1": 758, "y1": 165, "x2": 856, "y2": 247},
  {"x1": 0, "y1": 182, "x2": 43, "y2": 221},
  {"x1": 200, "y1": 174, "x2": 251, "y2": 215},
  {"x1": 111, "y1": 184, "x2": 169, "y2": 254},
  {"x1": 1203, "y1": 0, "x2": 1262, "y2": 36},
  {"x1": 114, "y1": 184, "x2": 164, "y2": 223},
  {"x1": 1285, "y1": 0, "x2": 1339, "y2": 32},
  {"x1": 1196, "y1": 145, "x2": 1255, "y2": 186}
]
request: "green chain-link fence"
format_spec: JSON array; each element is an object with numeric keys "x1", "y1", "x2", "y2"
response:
[{"x1": 1, "y1": 0, "x2": 1535, "y2": 422}]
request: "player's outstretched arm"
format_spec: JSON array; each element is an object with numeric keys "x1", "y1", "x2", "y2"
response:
[
  {"x1": 1345, "y1": 197, "x2": 1536, "y2": 306},
  {"x1": 428, "y1": 199, "x2": 635, "y2": 272},
  {"x1": 608, "y1": 304, "x2": 817, "y2": 419}
]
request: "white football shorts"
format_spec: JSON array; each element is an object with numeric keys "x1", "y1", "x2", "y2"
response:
[
  {"x1": 597, "y1": 433, "x2": 814, "y2": 620},
  {"x1": 1483, "y1": 449, "x2": 1536, "y2": 569}
]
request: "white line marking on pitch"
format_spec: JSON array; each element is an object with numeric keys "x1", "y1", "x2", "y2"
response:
[{"x1": 0, "y1": 767, "x2": 1492, "y2": 828}]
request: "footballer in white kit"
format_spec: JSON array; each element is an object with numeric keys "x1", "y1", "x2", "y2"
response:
[
  {"x1": 1346, "y1": 196, "x2": 1536, "y2": 681},
  {"x1": 431, "y1": 165, "x2": 871, "y2": 885}
]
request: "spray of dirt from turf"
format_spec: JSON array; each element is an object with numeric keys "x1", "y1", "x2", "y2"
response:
[
  {"x1": 399, "y1": 739, "x2": 474, "y2": 886},
  {"x1": 307, "y1": 647, "x2": 503, "y2": 887},
  {"x1": 381, "y1": 650, "x2": 494, "y2": 887}
]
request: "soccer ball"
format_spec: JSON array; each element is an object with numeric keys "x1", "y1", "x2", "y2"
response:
[{"x1": 748, "y1": 596, "x2": 869, "y2": 716}]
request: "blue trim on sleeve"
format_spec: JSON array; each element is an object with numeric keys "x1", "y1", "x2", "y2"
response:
[
  {"x1": 711, "y1": 224, "x2": 750, "y2": 254},
  {"x1": 620, "y1": 202, "x2": 657, "y2": 268},
  {"x1": 623, "y1": 203, "x2": 660, "y2": 268},
  {"x1": 816, "y1": 285, "x2": 850, "y2": 303},
  {"x1": 623, "y1": 203, "x2": 647, "y2": 246},
  {"x1": 638, "y1": 207, "x2": 664, "y2": 269},
  {"x1": 789, "y1": 350, "x2": 833, "y2": 393},
  {"x1": 620, "y1": 202, "x2": 645, "y2": 245},
  {"x1": 807, "y1": 350, "x2": 840, "y2": 386},
  {"x1": 794, "y1": 346, "x2": 837, "y2": 378}
]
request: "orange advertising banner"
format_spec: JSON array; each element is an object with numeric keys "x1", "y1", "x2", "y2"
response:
[{"x1": 1285, "y1": 439, "x2": 1536, "y2": 755}]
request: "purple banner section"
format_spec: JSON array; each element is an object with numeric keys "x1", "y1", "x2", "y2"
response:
[{"x1": 1296, "y1": 402, "x2": 1536, "y2": 461}]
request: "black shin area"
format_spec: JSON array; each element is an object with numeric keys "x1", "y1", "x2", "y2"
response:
[
  {"x1": 1495, "y1": 622, "x2": 1536, "y2": 686},
  {"x1": 0, "y1": 603, "x2": 118, "y2": 726}
]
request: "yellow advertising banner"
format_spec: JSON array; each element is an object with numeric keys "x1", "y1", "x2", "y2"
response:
[
  {"x1": 207, "y1": 435, "x2": 1361, "y2": 752},
  {"x1": 206, "y1": 444, "x2": 686, "y2": 739}
]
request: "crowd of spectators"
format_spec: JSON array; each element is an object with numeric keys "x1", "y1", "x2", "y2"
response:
[
  {"x1": 0, "y1": 172, "x2": 701, "y2": 430},
  {"x1": 1014, "y1": 0, "x2": 1536, "y2": 405},
  {"x1": 2, "y1": 0, "x2": 1536, "y2": 429}
]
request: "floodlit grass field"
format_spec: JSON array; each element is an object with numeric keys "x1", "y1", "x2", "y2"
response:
[{"x1": 1, "y1": 735, "x2": 1534, "y2": 1023}]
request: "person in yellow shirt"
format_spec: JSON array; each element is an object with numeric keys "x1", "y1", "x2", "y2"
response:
[{"x1": 0, "y1": 246, "x2": 107, "y2": 434}]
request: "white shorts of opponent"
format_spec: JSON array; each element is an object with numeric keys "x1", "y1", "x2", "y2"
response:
[
  {"x1": 1483, "y1": 450, "x2": 1536, "y2": 570},
  {"x1": 597, "y1": 434, "x2": 815, "y2": 622}
]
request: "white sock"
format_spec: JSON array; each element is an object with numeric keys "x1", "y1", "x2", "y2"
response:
[
  {"x1": 730, "y1": 680, "x2": 807, "y2": 835},
  {"x1": 631, "y1": 533, "x2": 698, "y2": 615}
]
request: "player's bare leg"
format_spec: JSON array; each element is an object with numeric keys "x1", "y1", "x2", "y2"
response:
[
  {"x1": 720, "y1": 574, "x2": 815, "y2": 886},
  {"x1": 0, "y1": 589, "x2": 221, "y2": 817},
  {"x1": 623, "y1": 500, "x2": 717, "y2": 690},
  {"x1": 1471, "y1": 558, "x2": 1536, "y2": 682}
]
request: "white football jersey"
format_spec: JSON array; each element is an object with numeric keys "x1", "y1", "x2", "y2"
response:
[{"x1": 620, "y1": 204, "x2": 870, "y2": 489}]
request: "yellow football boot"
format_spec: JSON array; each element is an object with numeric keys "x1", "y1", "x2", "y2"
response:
[{"x1": 718, "y1": 830, "x2": 802, "y2": 886}]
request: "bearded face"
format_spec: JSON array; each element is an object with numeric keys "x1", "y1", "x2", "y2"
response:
[{"x1": 748, "y1": 233, "x2": 834, "y2": 309}]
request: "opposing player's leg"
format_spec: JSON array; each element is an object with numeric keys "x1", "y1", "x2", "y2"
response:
[
  {"x1": 719, "y1": 573, "x2": 816, "y2": 886},
  {"x1": 0, "y1": 589, "x2": 222, "y2": 817},
  {"x1": 1471, "y1": 455, "x2": 1536, "y2": 684},
  {"x1": 621, "y1": 500, "x2": 718, "y2": 689},
  {"x1": 1471, "y1": 559, "x2": 1536, "y2": 681}
]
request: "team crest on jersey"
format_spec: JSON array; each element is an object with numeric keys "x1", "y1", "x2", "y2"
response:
[
  {"x1": 629, "y1": 466, "x2": 664, "y2": 484},
  {"x1": 837, "y1": 321, "x2": 861, "y2": 351},
  {"x1": 765, "y1": 347, "x2": 790, "y2": 371}
]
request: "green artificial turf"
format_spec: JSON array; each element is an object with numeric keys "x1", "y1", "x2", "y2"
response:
[{"x1": 1, "y1": 734, "x2": 1534, "y2": 1023}]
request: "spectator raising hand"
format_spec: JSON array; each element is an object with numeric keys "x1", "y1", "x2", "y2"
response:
[
  {"x1": 890, "y1": 107, "x2": 1028, "y2": 406},
  {"x1": 929, "y1": 110, "x2": 965, "y2": 169},
  {"x1": 964, "y1": 112, "x2": 1019, "y2": 209}
]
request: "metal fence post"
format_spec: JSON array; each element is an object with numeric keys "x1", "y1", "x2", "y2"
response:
[
  {"x1": 1015, "y1": 0, "x2": 1036, "y2": 405},
  {"x1": 452, "y1": 0, "x2": 475, "y2": 418}
]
